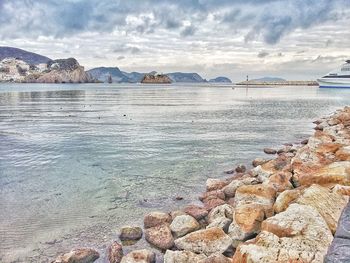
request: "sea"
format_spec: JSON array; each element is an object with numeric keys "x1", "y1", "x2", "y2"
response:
[{"x1": 1, "y1": 83, "x2": 350, "y2": 262}]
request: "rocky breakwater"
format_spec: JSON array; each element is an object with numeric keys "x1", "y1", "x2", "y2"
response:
[
  {"x1": 0, "y1": 57, "x2": 93, "y2": 83},
  {"x1": 52, "y1": 106, "x2": 350, "y2": 263}
]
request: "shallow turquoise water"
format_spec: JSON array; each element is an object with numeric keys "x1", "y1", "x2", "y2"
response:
[{"x1": 0, "y1": 83, "x2": 350, "y2": 262}]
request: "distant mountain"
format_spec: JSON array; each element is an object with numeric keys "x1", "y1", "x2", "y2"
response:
[
  {"x1": 167, "y1": 72, "x2": 205, "y2": 83},
  {"x1": 0, "y1": 46, "x2": 51, "y2": 65},
  {"x1": 209, "y1": 76, "x2": 232, "y2": 83},
  {"x1": 87, "y1": 67, "x2": 131, "y2": 83},
  {"x1": 251, "y1": 77, "x2": 286, "y2": 82}
]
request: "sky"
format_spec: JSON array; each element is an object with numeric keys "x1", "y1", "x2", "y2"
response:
[{"x1": 0, "y1": 0, "x2": 349, "y2": 81}]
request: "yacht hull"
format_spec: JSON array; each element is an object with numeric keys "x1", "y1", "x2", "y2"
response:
[{"x1": 317, "y1": 78, "x2": 350, "y2": 88}]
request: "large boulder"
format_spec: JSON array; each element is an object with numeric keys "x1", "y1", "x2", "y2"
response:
[
  {"x1": 120, "y1": 249, "x2": 155, "y2": 263},
  {"x1": 170, "y1": 215, "x2": 200, "y2": 238},
  {"x1": 233, "y1": 204, "x2": 334, "y2": 262},
  {"x1": 223, "y1": 177, "x2": 260, "y2": 198},
  {"x1": 206, "y1": 178, "x2": 229, "y2": 191},
  {"x1": 207, "y1": 204, "x2": 233, "y2": 233},
  {"x1": 144, "y1": 211, "x2": 172, "y2": 228},
  {"x1": 145, "y1": 224, "x2": 174, "y2": 250},
  {"x1": 174, "y1": 227, "x2": 232, "y2": 256},
  {"x1": 52, "y1": 248, "x2": 99, "y2": 263}
]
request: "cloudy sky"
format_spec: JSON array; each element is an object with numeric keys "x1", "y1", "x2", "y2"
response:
[{"x1": 0, "y1": 0, "x2": 349, "y2": 81}]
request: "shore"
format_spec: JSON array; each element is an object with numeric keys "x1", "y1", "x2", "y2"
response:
[
  {"x1": 236, "y1": 80, "x2": 318, "y2": 86},
  {"x1": 52, "y1": 106, "x2": 350, "y2": 263}
]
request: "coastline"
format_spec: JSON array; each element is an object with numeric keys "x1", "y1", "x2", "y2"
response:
[{"x1": 51, "y1": 106, "x2": 350, "y2": 263}]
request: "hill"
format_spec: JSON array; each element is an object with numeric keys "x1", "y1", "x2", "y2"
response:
[{"x1": 0, "y1": 46, "x2": 51, "y2": 65}]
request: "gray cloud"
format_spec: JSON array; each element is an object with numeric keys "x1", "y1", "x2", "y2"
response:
[{"x1": 0, "y1": 0, "x2": 349, "y2": 44}]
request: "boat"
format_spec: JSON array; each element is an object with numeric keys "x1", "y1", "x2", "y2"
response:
[{"x1": 317, "y1": 60, "x2": 350, "y2": 88}]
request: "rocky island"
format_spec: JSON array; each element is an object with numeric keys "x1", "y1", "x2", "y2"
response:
[
  {"x1": 51, "y1": 107, "x2": 350, "y2": 262},
  {"x1": 141, "y1": 74, "x2": 172, "y2": 84}
]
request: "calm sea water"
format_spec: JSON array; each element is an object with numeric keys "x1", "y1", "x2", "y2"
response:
[{"x1": 1, "y1": 83, "x2": 350, "y2": 262}]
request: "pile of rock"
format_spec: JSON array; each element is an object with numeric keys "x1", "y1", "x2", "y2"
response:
[{"x1": 52, "y1": 106, "x2": 350, "y2": 263}]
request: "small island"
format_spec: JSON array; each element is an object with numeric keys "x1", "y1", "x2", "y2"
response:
[{"x1": 141, "y1": 73, "x2": 172, "y2": 84}]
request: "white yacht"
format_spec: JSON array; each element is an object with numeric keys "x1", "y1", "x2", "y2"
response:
[{"x1": 317, "y1": 60, "x2": 350, "y2": 88}]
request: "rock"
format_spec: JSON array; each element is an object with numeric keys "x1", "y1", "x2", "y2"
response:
[
  {"x1": 273, "y1": 188, "x2": 302, "y2": 213},
  {"x1": 144, "y1": 211, "x2": 172, "y2": 228},
  {"x1": 163, "y1": 250, "x2": 207, "y2": 263},
  {"x1": 208, "y1": 204, "x2": 233, "y2": 224},
  {"x1": 207, "y1": 204, "x2": 234, "y2": 233},
  {"x1": 234, "y1": 184, "x2": 276, "y2": 209},
  {"x1": 170, "y1": 210, "x2": 187, "y2": 220},
  {"x1": 203, "y1": 198, "x2": 226, "y2": 211},
  {"x1": 252, "y1": 158, "x2": 269, "y2": 167},
  {"x1": 170, "y1": 215, "x2": 200, "y2": 238},
  {"x1": 263, "y1": 148, "x2": 277, "y2": 154},
  {"x1": 174, "y1": 227, "x2": 232, "y2": 256},
  {"x1": 293, "y1": 161, "x2": 350, "y2": 187},
  {"x1": 107, "y1": 242, "x2": 123, "y2": 263},
  {"x1": 145, "y1": 224, "x2": 174, "y2": 250},
  {"x1": 53, "y1": 248, "x2": 99, "y2": 263},
  {"x1": 332, "y1": 184, "x2": 350, "y2": 196},
  {"x1": 228, "y1": 204, "x2": 265, "y2": 247},
  {"x1": 335, "y1": 146, "x2": 350, "y2": 161},
  {"x1": 263, "y1": 171, "x2": 293, "y2": 192},
  {"x1": 199, "y1": 189, "x2": 225, "y2": 202},
  {"x1": 294, "y1": 184, "x2": 348, "y2": 234},
  {"x1": 235, "y1": 164, "x2": 246, "y2": 173},
  {"x1": 120, "y1": 249, "x2": 155, "y2": 263},
  {"x1": 183, "y1": 205, "x2": 208, "y2": 220},
  {"x1": 233, "y1": 204, "x2": 334, "y2": 262},
  {"x1": 334, "y1": 202, "x2": 350, "y2": 240},
  {"x1": 206, "y1": 178, "x2": 229, "y2": 191},
  {"x1": 301, "y1": 138, "x2": 309, "y2": 145},
  {"x1": 223, "y1": 177, "x2": 260, "y2": 198},
  {"x1": 200, "y1": 254, "x2": 232, "y2": 263},
  {"x1": 119, "y1": 226, "x2": 142, "y2": 241}
]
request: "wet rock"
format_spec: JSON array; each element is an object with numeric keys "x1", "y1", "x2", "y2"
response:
[
  {"x1": 174, "y1": 227, "x2": 232, "y2": 256},
  {"x1": 120, "y1": 249, "x2": 155, "y2": 263},
  {"x1": 252, "y1": 158, "x2": 269, "y2": 167},
  {"x1": 170, "y1": 215, "x2": 200, "y2": 238},
  {"x1": 119, "y1": 226, "x2": 143, "y2": 241},
  {"x1": 53, "y1": 248, "x2": 99, "y2": 263},
  {"x1": 183, "y1": 205, "x2": 208, "y2": 220},
  {"x1": 163, "y1": 250, "x2": 206, "y2": 263},
  {"x1": 263, "y1": 148, "x2": 277, "y2": 154},
  {"x1": 206, "y1": 178, "x2": 229, "y2": 191},
  {"x1": 301, "y1": 138, "x2": 309, "y2": 145},
  {"x1": 107, "y1": 241, "x2": 123, "y2": 263},
  {"x1": 199, "y1": 189, "x2": 225, "y2": 202},
  {"x1": 233, "y1": 204, "x2": 333, "y2": 262},
  {"x1": 145, "y1": 224, "x2": 174, "y2": 250},
  {"x1": 203, "y1": 198, "x2": 226, "y2": 211},
  {"x1": 144, "y1": 212, "x2": 172, "y2": 229},
  {"x1": 235, "y1": 164, "x2": 246, "y2": 173}
]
